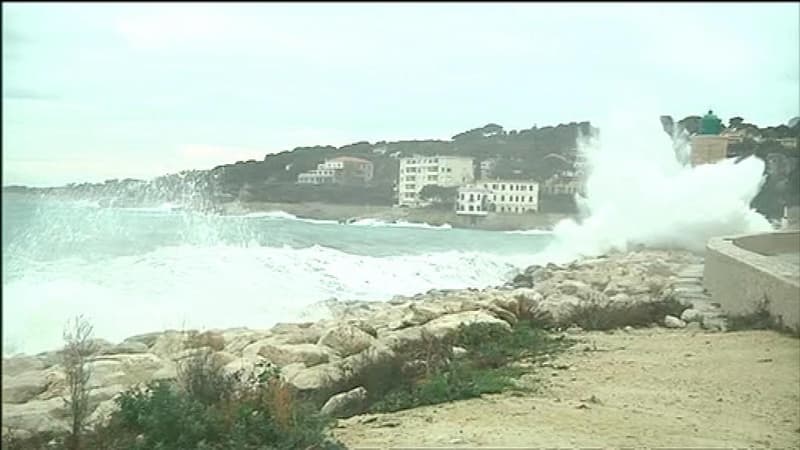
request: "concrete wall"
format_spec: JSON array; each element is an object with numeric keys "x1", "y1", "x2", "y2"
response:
[
  {"x1": 690, "y1": 135, "x2": 729, "y2": 167},
  {"x1": 704, "y1": 231, "x2": 800, "y2": 332}
]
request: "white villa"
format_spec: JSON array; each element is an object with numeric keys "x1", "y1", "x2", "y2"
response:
[
  {"x1": 398, "y1": 155, "x2": 474, "y2": 207},
  {"x1": 457, "y1": 180, "x2": 540, "y2": 216},
  {"x1": 456, "y1": 185, "x2": 491, "y2": 216}
]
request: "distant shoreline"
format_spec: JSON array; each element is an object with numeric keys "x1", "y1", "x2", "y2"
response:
[{"x1": 219, "y1": 200, "x2": 574, "y2": 232}]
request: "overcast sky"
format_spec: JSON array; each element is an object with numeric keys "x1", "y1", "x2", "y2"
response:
[{"x1": 3, "y1": 2, "x2": 798, "y2": 187}]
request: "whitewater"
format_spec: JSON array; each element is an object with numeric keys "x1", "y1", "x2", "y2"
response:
[{"x1": 1, "y1": 116, "x2": 772, "y2": 356}]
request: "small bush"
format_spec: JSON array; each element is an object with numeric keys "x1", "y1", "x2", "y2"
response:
[
  {"x1": 368, "y1": 320, "x2": 572, "y2": 414},
  {"x1": 82, "y1": 358, "x2": 345, "y2": 450},
  {"x1": 565, "y1": 297, "x2": 686, "y2": 331}
]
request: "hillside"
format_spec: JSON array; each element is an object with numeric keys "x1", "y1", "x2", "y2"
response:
[{"x1": 5, "y1": 117, "x2": 797, "y2": 218}]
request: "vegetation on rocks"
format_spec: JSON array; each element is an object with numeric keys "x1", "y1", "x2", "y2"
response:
[
  {"x1": 364, "y1": 320, "x2": 573, "y2": 414},
  {"x1": 4, "y1": 355, "x2": 345, "y2": 450}
]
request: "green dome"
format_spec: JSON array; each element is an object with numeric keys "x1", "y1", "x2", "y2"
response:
[{"x1": 700, "y1": 110, "x2": 723, "y2": 135}]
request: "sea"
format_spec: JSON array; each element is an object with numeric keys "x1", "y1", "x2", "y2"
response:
[{"x1": 1, "y1": 195, "x2": 555, "y2": 356}]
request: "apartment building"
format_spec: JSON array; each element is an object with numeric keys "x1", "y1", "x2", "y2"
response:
[
  {"x1": 398, "y1": 155, "x2": 474, "y2": 206},
  {"x1": 475, "y1": 179, "x2": 540, "y2": 214},
  {"x1": 297, "y1": 156, "x2": 374, "y2": 185}
]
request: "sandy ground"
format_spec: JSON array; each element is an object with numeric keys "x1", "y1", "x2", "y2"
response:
[{"x1": 333, "y1": 328, "x2": 800, "y2": 449}]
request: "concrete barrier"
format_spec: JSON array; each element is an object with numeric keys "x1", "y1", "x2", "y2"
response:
[{"x1": 704, "y1": 230, "x2": 800, "y2": 332}]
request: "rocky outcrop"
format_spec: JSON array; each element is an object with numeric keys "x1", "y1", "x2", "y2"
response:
[{"x1": 2, "y1": 249, "x2": 716, "y2": 438}]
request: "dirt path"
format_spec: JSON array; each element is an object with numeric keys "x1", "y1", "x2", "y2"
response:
[{"x1": 333, "y1": 329, "x2": 800, "y2": 448}]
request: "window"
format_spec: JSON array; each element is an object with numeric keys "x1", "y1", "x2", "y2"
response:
[
  {"x1": 459, "y1": 193, "x2": 464, "y2": 200},
  {"x1": 433, "y1": 158, "x2": 439, "y2": 163},
  {"x1": 469, "y1": 194, "x2": 474, "y2": 202},
  {"x1": 501, "y1": 184, "x2": 506, "y2": 190},
  {"x1": 501, "y1": 195, "x2": 505, "y2": 201},
  {"x1": 493, "y1": 195, "x2": 496, "y2": 201},
  {"x1": 469, "y1": 205, "x2": 474, "y2": 211},
  {"x1": 529, "y1": 196, "x2": 533, "y2": 202},
  {"x1": 529, "y1": 185, "x2": 534, "y2": 191},
  {"x1": 492, "y1": 184, "x2": 498, "y2": 190},
  {"x1": 476, "y1": 205, "x2": 481, "y2": 211},
  {"x1": 427, "y1": 175, "x2": 437, "y2": 181},
  {"x1": 405, "y1": 184, "x2": 415, "y2": 189},
  {"x1": 406, "y1": 176, "x2": 416, "y2": 181}
]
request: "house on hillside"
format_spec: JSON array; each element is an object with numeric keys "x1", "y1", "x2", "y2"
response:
[{"x1": 297, "y1": 156, "x2": 374, "y2": 185}]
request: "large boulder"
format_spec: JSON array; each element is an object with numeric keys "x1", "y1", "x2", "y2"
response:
[
  {"x1": 286, "y1": 363, "x2": 346, "y2": 392},
  {"x1": 317, "y1": 325, "x2": 376, "y2": 357},
  {"x1": 2, "y1": 356, "x2": 45, "y2": 377},
  {"x1": 149, "y1": 331, "x2": 192, "y2": 359},
  {"x1": 85, "y1": 353, "x2": 167, "y2": 389},
  {"x1": 421, "y1": 311, "x2": 511, "y2": 339},
  {"x1": 223, "y1": 331, "x2": 267, "y2": 356},
  {"x1": 1, "y1": 397, "x2": 69, "y2": 435},
  {"x1": 319, "y1": 386, "x2": 367, "y2": 418},
  {"x1": 2, "y1": 371, "x2": 48, "y2": 404},
  {"x1": 257, "y1": 343, "x2": 334, "y2": 367},
  {"x1": 186, "y1": 331, "x2": 226, "y2": 351},
  {"x1": 271, "y1": 322, "x2": 323, "y2": 345}
]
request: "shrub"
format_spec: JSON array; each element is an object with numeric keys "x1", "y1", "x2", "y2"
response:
[
  {"x1": 368, "y1": 320, "x2": 572, "y2": 414},
  {"x1": 83, "y1": 358, "x2": 345, "y2": 450},
  {"x1": 565, "y1": 297, "x2": 686, "y2": 331}
]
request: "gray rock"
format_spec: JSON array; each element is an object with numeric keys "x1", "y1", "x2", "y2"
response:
[
  {"x1": 664, "y1": 315, "x2": 687, "y2": 329},
  {"x1": 257, "y1": 343, "x2": 334, "y2": 367},
  {"x1": 104, "y1": 341, "x2": 149, "y2": 355},
  {"x1": 1, "y1": 398, "x2": 69, "y2": 435},
  {"x1": 287, "y1": 363, "x2": 346, "y2": 392},
  {"x1": 701, "y1": 316, "x2": 728, "y2": 332},
  {"x1": 320, "y1": 386, "x2": 368, "y2": 418},
  {"x1": 317, "y1": 325, "x2": 376, "y2": 357},
  {"x1": 680, "y1": 308, "x2": 705, "y2": 323},
  {"x1": 2, "y1": 356, "x2": 45, "y2": 377},
  {"x1": 2, "y1": 370, "x2": 48, "y2": 404},
  {"x1": 422, "y1": 311, "x2": 511, "y2": 339}
]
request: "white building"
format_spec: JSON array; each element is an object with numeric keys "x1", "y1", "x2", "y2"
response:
[
  {"x1": 479, "y1": 159, "x2": 497, "y2": 179},
  {"x1": 456, "y1": 186, "x2": 490, "y2": 216},
  {"x1": 297, "y1": 156, "x2": 374, "y2": 185},
  {"x1": 475, "y1": 179, "x2": 540, "y2": 214},
  {"x1": 398, "y1": 155, "x2": 474, "y2": 206}
]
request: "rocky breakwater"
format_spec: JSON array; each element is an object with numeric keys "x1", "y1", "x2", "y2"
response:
[{"x1": 2, "y1": 249, "x2": 723, "y2": 438}]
